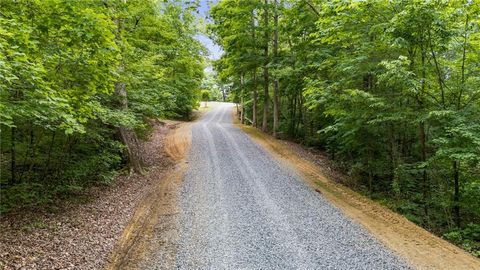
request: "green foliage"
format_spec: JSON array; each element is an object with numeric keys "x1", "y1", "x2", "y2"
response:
[
  {"x1": 210, "y1": 0, "x2": 480, "y2": 255},
  {"x1": 201, "y1": 71, "x2": 224, "y2": 101},
  {"x1": 0, "y1": 0, "x2": 118, "y2": 133},
  {"x1": 444, "y1": 224, "x2": 480, "y2": 257},
  {"x1": 0, "y1": 0, "x2": 205, "y2": 213},
  {"x1": 201, "y1": 90, "x2": 211, "y2": 102}
]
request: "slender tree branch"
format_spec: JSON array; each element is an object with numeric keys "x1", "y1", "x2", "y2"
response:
[
  {"x1": 130, "y1": 16, "x2": 142, "y2": 32},
  {"x1": 305, "y1": 1, "x2": 320, "y2": 17},
  {"x1": 458, "y1": 13, "x2": 469, "y2": 109}
]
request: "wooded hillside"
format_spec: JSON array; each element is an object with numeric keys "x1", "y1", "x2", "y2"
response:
[
  {"x1": 0, "y1": 0, "x2": 204, "y2": 213},
  {"x1": 209, "y1": 0, "x2": 480, "y2": 256}
]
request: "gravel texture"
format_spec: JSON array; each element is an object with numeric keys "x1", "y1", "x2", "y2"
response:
[{"x1": 175, "y1": 103, "x2": 413, "y2": 269}]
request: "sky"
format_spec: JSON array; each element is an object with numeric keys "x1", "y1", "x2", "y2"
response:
[{"x1": 196, "y1": 0, "x2": 223, "y2": 61}]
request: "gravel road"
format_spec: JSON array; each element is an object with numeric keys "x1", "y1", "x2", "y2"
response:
[{"x1": 175, "y1": 103, "x2": 412, "y2": 269}]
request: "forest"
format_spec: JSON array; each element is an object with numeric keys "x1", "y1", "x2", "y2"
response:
[
  {"x1": 1, "y1": 0, "x2": 479, "y2": 260},
  {"x1": 209, "y1": 0, "x2": 480, "y2": 256},
  {"x1": 0, "y1": 0, "x2": 204, "y2": 212}
]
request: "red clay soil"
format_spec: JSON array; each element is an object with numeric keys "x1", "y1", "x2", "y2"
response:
[{"x1": 0, "y1": 121, "x2": 178, "y2": 270}]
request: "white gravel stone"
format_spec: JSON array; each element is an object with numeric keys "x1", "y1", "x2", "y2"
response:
[{"x1": 175, "y1": 103, "x2": 413, "y2": 269}]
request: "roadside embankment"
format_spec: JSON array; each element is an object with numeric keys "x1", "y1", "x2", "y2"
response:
[
  {"x1": 0, "y1": 121, "x2": 182, "y2": 270},
  {"x1": 237, "y1": 121, "x2": 480, "y2": 270}
]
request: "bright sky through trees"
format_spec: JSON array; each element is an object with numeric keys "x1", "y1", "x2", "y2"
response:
[{"x1": 197, "y1": 0, "x2": 223, "y2": 61}]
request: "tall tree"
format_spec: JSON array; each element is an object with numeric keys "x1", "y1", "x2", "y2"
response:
[
  {"x1": 272, "y1": 0, "x2": 280, "y2": 137},
  {"x1": 262, "y1": 0, "x2": 270, "y2": 132}
]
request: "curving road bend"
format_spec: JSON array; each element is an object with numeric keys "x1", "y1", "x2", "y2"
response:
[{"x1": 175, "y1": 103, "x2": 412, "y2": 269}]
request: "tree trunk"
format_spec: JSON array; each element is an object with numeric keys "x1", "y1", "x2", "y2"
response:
[
  {"x1": 251, "y1": 12, "x2": 258, "y2": 128},
  {"x1": 42, "y1": 130, "x2": 56, "y2": 179},
  {"x1": 368, "y1": 168, "x2": 373, "y2": 195},
  {"x1": 221, "y1": 87, "x2": 226, "y2": 102},
  {"x1": 115, "y1": 81, "x2": 145, "y2": 174},
  {"x1": 458, "y1": 14, "x2": 469, "y2": 108},
  {"x1": 113, "y1": 13, "x2": 144, "y2": 175},
  {"x1": 419, "y1": 121, "x2": 429, "y2": 225},
  {"x1": 26, "y1": 128, "x2": 43, "y2": 181},
  {"x1": 290, "y1": 93, "x2": 296, "y2": 137},
  {"x1": 272, "y1": 0, "x2": 280, "y2": 137},
  {"x1": 419, "y1": 42, "x2": 430, "y2": 227},
  {"x1": 252, "y1": 69, "x2": 258, "y2": 128},
  {"x1": 388, "y1": 125, "x2": 398, "y2": 181},
  {"x1": 453, "y1": 160, "x2": 460, "y2": 227},
  {"x1": 19, "y1": 126, "x2": 34, "y2": 182},
  {"x1": 240, "y1": 73, "x2": 245, "y2": 124},
  {"x1": 296, "y1": 92, "x2": 303, "y2": 137},
  {"x1": 10, "y1": 126, "x2": 16, "y2": 184},
  {"x1": 262, "y1": 0, "x2": 269, "y2": 132}
]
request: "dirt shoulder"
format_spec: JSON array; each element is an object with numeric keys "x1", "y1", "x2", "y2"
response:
[
  {"x1": 0, "y1": 121, "x2": 187, "y2": 270},
  {"x1": 237, "y1": 123, "x2": 480, "y2": 270},
  {"x1": 106, "y1": 120, "x2": 192, "y2": 269}
]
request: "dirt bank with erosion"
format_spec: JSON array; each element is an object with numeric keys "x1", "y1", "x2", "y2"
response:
[
  {"x1": 237, "y1": 121, "x2": 480, "y2": 270},
  {"x1": 0, "y1": 120, "x2": 188, "y2": 270},
  {"x1": 106, "y1": 120, "x2": 192, "y2": 269}
]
